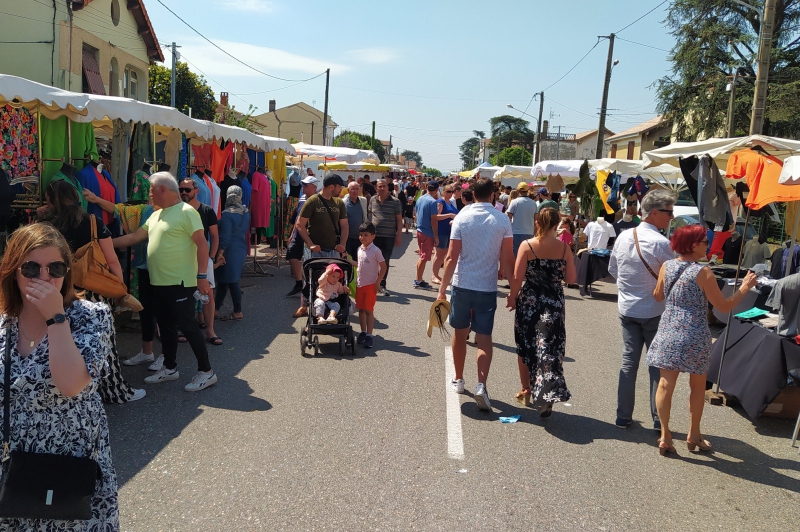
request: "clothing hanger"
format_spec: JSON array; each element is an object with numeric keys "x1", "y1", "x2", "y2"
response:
[{"x1": 750, "y1": 145, "x2": 770, "y2": 156}]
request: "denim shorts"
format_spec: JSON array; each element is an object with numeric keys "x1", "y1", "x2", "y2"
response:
[
  {"x1": 437, "y1": 234, "x2": 450, "y2": 250},
  {"x1": 449, "y1": 286, "x2": 498, "y2": 336}
]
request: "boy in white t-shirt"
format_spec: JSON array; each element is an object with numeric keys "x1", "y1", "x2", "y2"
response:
[{"x1": 356, "y1": 222, "x2": 387, "y2": 349}]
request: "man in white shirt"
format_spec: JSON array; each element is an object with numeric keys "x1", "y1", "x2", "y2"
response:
[
  {"x1": 608, "y1": 189, "x2": 677, "y2": 430},
  {"x1": 437, "y1": 178, "x2": 514, "y2": 411},
  {"x1": 507, "y1": 182, "x2": 538, "y2": 257}
]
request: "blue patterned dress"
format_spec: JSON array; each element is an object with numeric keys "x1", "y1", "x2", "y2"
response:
[
  {"x1": 514, "y1": 242, "x2": 570, "y2": 405},
  {"x1": 646, "y1": 260, "x2": 712, "y2": 374}
]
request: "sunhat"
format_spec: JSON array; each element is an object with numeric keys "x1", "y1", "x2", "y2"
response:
[{"x1": 427, "y1": 299, "x2": 451, "y2": 338}]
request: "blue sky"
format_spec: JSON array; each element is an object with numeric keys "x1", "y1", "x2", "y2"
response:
[{"x1": 144, "y1": 0, "x2": 676, "y2": 171}]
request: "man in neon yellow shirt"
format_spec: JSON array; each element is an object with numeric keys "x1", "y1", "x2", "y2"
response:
[{"x1": 113, "y1": 172, "x2": 217, "y2": 392}]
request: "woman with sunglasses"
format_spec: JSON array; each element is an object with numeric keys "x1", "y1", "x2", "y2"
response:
[
  {"x1": 647, "y1": 224, "x2": 757, "y2": 456},
  {"x1": 0, "y1": 223, "x2": 120, "y2": 529},
  {"x1": 44, "y1": 181, "x2": 144, "y2": 404}
]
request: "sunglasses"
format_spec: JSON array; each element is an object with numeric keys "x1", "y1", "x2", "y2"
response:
[
  {"x1": 658, "y1": 209, "x2": 674, "y2": 216},
  {"x1": 178, "y1": 187, "x2": 194, "y2": 193},
  {"x1": 699, "y1": 239, "x2": 709, "y2": 245},
  {"x1": 19, "y1": 261, "x2": 69, "y2": 279}
]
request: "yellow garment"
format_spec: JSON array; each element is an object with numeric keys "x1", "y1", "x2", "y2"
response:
[
  {"x1": 266, "y1": 150, "x2": 287, "y2": 187},
  {"x1": 786, "y1": 201, "x2": 800, "y2": 239},
  {"x1": 595, "y1": 170, "x2": 614, "y2": 215},
  {"x1": 115, "y1": 203, "x2": 147, "y2": 234}
]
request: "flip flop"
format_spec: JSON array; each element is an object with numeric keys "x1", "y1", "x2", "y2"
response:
[
  {"x1": 177, "y1": 335, "x2": 187, "y2": 343},
  {"x1": 206, "y1": 336, "x2": 223, "y2": 345},
  {"x1": 220, "y1": 313, "x2": 243, "y2": 321},
  {"x1": 198, "y1": 322, "x2": 207, "y2": 329}
]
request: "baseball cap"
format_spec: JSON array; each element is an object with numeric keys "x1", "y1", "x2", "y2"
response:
[
  {"x1": 538, "y1": 187, "x2": 549, "y2": 195},
  {"x1": 517, "y1": 182, "x2": 530, "y2": 192},
  {"x1": 427, "y1": 180, "x2": 439, "y2": 190},
  {"x1": 301, "y1": 176, "x2": 319, "y2": 186},
  {"x1": 323, "y1": 174, "x2": 345, "y2": 187}
]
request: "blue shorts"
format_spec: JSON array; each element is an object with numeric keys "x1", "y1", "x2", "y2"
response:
[
  {"x1": 513, "y1": 234, "x2": 533, "y2": 257},
  {"x1": 437, "y1": 234, "x2": 450, "y2": 249},
  {"x1": 449, "y1": 286, "x2": 497, "y2": 336}
]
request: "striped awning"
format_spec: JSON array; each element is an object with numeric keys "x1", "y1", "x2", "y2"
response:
[{"x1": 81, "y1": 48, "x2": 105, "y2": 96}]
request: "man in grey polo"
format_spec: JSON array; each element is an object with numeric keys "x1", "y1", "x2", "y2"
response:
[
  {"x1": 507, "y1": 182, "x2": 538, "y2": 257},
  {"x1": 370, "y1": 179, "x2": 403, "y2": 296},
  {"x1": 343, "y1": 181, "x2": 368, "y2": 260},
  {"x1": 608, "y1": 189, "x2": 677, "y2": 430}
]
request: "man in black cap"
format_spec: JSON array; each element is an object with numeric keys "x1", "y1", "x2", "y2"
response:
[{"x1": 295, "y1": 174, "x2": 349, "y2": 259}]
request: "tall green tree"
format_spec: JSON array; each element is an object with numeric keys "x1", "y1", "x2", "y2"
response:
[
  {"x1": 422, "y1": 167, "x2": 442, "y2": 177},
  {"x1": 333, "y1": 130, "x2": 386, "y2": 162},
  {"x1": 401, "y1": 150, "x2": 423, "y2": 168},
  {"x1": 654, "y1": 0, "x2": 800, "y2": 140},
  {"x1": 490, "y1": 146, "x2": 532, "y2": 167},
  {"x1": 215, "y1": 103, "x2": 259, "y2": 133},
  {"x1": 459, "y1": 137, "x2": 480, "y2": 169},
  {"x1": 148, "y1": 62, "x2": 216, "y2": 121},
  {"x1": 489, "y1": 115, "x2": 533, "y2": 152}
]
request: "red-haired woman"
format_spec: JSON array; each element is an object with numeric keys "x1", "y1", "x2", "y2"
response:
[{"x1": 647, "y1": 224, "x2": 757, "y2": 456}]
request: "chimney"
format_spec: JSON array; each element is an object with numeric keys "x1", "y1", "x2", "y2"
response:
[
  {"x1": 542, "y1": 120, "x2": 549, "y2": 137},
  {"x1": 220, "y1": 92, "x2": 228, "y2": 107},
  {"x1": 269, "y1": 100, "x2": 276, "y2": 112}
]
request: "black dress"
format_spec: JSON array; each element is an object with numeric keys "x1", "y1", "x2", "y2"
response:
[{"x1": 514, "y1": 241, "x2": 571, "y2": 405}]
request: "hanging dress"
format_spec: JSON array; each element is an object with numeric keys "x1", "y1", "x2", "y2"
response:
[
  {"x1": 249, "y1": 171, "x2": 270, "y2": 229},
  {"x1": 514, "y1": 241, "x2": 570, "y2": 405}
]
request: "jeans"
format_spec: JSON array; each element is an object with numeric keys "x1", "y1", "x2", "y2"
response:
[
  {"x1": 617, "y1": 314, "x2": 661, "y2": 424},
  {"x1": 373, "y1": 236, "x2": 395, "y2": 288},
  {"x1": 151, "y1": 283, "x2": 211, "y2": 372},
  {"x1": 512, "y1": 233, "x2": 533, "y2": 257},
  {"x1": 215, "y1": 282, "x2": 242, "y2": 313},
  {"x1": 313, "y1": 299, "x2": 340, "y2": 317},
  {"x1": 137, "y1": 268, "x2": 157, "y2": 343}
]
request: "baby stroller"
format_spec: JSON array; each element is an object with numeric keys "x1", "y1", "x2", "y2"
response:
[{"x1": 300, "y1": 257, "x2": 356, "y2": 356}]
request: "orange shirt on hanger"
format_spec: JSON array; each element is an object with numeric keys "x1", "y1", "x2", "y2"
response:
[{"x1": 725, "y1": 149, "x2": 796, "y2": 210}]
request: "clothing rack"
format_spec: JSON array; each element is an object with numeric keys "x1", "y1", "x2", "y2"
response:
[{"x1": 262, "y1": 192, "x2": 286, "y2": 269}]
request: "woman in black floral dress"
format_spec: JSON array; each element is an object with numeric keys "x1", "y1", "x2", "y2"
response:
[{"x1": 508, "y1": 208, "x2": 577, "y2": 417}]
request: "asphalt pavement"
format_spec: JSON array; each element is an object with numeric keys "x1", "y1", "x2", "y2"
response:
[{"x1": 108, "y1": 231, "x2": 800, "y2": 531}]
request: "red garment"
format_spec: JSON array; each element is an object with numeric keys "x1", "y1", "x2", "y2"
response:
[
  {"x1": 95, "y1": 169, "x2": 116, "y2": 226},
  {"x1": 210, "y1": 141, "x2": 233, "y2": 184},
  {"x1": 725, "y1": 150, "x2": 794, "y2": 209},
  {"x1": 249, "y1": 171, "x2": 271, "y2": 229},
  {"x1": 191, "y1": 143, "x2": 212, "y2": 170},
  {"x1": 708, "y1": 231, "x2": 731, "y2": 260}
]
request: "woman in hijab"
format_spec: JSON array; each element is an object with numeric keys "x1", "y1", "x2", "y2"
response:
[{"x1": 214, "y1": 186, "x2": 251, "y2": 321}]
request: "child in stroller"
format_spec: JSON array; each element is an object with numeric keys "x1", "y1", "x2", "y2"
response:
[{"x1": 314, "y1": 263, "x2": 350, "y2": 324}]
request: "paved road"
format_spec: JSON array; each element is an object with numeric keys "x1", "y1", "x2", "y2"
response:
[{"x1": 109, "y1": 232, "x2": 800, "y2": 531}]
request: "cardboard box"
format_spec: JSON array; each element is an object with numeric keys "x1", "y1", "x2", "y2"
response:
[{"x1": 762, "y1": 386, "x2": 800, "y2": 419}]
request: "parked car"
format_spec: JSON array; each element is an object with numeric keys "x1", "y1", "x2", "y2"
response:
[{"x1": 667, "y1": 214, "x2": 756, "y2": 241}]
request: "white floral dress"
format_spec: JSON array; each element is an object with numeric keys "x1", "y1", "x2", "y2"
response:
[{"x1": 0, "y1": 300, "x2": 120, "y2": 531}]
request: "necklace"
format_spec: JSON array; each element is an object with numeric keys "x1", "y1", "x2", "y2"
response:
[{"x1": 18, "y1": 321, "x2": 45, "y2": 349}]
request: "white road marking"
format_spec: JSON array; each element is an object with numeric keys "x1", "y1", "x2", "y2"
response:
[{"x1": 444, "y1": 346, "x2": 465, "y2": 460}]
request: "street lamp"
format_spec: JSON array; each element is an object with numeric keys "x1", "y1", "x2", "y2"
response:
[{"x1": 507, "y1": 104, "x2": 539, "y2": 164}]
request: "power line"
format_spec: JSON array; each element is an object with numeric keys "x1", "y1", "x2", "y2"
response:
[
  {"x1": 547, "y1": 97, "x2": 598, "y2": 119},
  {"x1": 616, "y1": 37, "x2": 672, "y2": 53},
  {"x1": 179, "y1": 53, "x2": 257, "y2": 110},
  {"x1": 331, "y1": 84, "x2": 528, "y2": 103},
  {"x1": 615, "y1": 0, "x2": 669, "y2": 34},
  {"x1": 154, "y1": 0, "x2": 326, "y2": 83}
]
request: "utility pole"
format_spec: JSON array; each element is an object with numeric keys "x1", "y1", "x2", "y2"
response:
[
  {"x1": 371, "y1": 121, "x2": 376, "y2": 148},
  {"x1": 310, "y1": 121, "x2": 314, "y2": 144},
  {"x1": 595, "y1": 33, "x2": 615, "y2": 158},
  {"x1": 389, "y1": 135, "x2": 392, "y2": 162},
  {"x1": 322, "y1": 68, "x2": 330, "y2": 145},
  {"x1": 169, "y1": 42, "x2": 181, "y2": 108},
  {"x1": 726, "y1": 69, "x2": 741, "y2": 138},
  {"x1": 535, "y1": 91, "x2": 544, "y2": 163},
  {"x1": 749, "y1": 0, "x2": 778, "y2": 135},
  {"x1": 555, "y1": 125, "x2": 562, "y2": 159}
]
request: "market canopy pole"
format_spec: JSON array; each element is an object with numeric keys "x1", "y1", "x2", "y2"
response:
[
  {"x1": 322, "y1": 68, "x2": 330, "y2": 146},
  {"x1": 749, "y1": 0, "x2": 778, "y2": 135},
  {"x1": 595, "y1": 33, "x2": 615, "y2": 158}
]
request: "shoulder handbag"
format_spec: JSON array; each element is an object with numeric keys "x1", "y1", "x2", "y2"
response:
[
  {"x1": 72, "y1": 215, "x2": 128, "y2": 299},
  {"x1": 317, "y1": 196, "x2": 342, "y2": 246},
  {"x1": 633, "y1": 227, "x2": 660, "y2": 280},
  {"x1": 0, "y1": 322, "x2": 100, "y2": 520}
]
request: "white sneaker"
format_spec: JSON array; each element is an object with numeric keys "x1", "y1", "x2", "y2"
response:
[
  {"x1": 128, "y1": 388, "x2": 146, "y2": 401},
  {"x1": 144, "y1": 367, "x2": 179, "y2": 384},
  {"x1": 147, "y1": 355, "x2": 164, "y2": 372},
  {"x1": 316, "y1": 316, "x2": 327, "y2": 325},
  {"x1": 123, "y1": 351, "x2": 154, "y2": 366},
  {"x1": 474, "y1": 383, "x2": 492, "y2": 411},
  {"x1": 184, "y1": 371, "x2": 218, "y2": 392},
  {"x1": 451, "y1": 378, "x2": 465, "y2": 394}
]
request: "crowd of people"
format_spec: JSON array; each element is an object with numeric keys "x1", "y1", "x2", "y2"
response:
[{"x1": 0, "y1": 166, "x2": 765, "y2": 528}]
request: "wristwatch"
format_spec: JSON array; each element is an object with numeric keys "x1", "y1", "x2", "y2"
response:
[{"x1": 45, "y1": 313, "x2": 67, "y2": 326}]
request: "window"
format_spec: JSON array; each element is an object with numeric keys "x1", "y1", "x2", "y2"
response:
[
  {"x1": 626, "y1": 141, "x2": 635, "y2": 160},
  {"x1": 129, "y1": 70, "x2": 138, "y2": 100},
  {"x1": 110, "y1": 0, "x2": 120, "y2": 26},
  {"x1": 610, "y1": 143, "x2": 617, "y2": 157},
  {"x1": 123, "y1": 67, "x2": 139, "y2": 100}
]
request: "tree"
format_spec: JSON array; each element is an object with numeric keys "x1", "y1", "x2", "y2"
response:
[
  {"x1": 148, "y1": 62, "x2": 216, "y2": 121},
  {"x1": 654, "y1": 0, "x2": 800, "y2": 140},
  {"x1": 459, "y1": 137, "x2": 481, "y2": 169},
  {"x1": 422, "y1": 167, "x2": 442, "y2": 177},
  {"x1": 333, "y1": 130, "x2": 386, "y2": 162},
  {"x1": 490, "y1": 146, "x2": 532, "y2": 167},
  {"x1": 489, "y1": 115, "x2": 533, "y2": 152},
  {"x1": 401, "y1": 150, "x2": 423, "y2": 168},
  {"x1": 215, "y1": 103, "x2": 259, "y2": 133}
]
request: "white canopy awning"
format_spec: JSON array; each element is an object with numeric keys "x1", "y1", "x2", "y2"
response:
[
  {"x1": 531, "y1": 160, "x2": 585, "y2": 179},
  {"x1": 290, "y1": 143, "x2": 378, "y2": 163},
  {"x1": 491, "y1": 165, "x2": 535, "y2": 180},
  {"x1": 641, "y1": 135, "x2": 800, "y2": 168}
]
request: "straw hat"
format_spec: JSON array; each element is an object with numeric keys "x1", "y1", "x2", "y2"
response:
[{"x1": 427, "y1": 299, "x2": 451, "y2": 338}]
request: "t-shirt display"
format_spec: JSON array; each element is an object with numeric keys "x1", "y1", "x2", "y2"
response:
[
  {"x1": 584, "y1": 220, "x2": 615, "y2": 249},
  {"x1": 765, "y1": 272, "x2": 800, "y2": 337}
]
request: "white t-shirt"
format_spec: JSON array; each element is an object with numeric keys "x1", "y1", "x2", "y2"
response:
[
  {"x1": 451, "y1": 202, "x2": 513, "y2": 293},
  {"x1": 585, "y1": 220, "x2": 615, "y2": 249},
  {"x1": 507, "y1": 196, "x2": 538, "y2": 235}
]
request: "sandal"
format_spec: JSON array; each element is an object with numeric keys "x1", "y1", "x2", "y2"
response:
[
  {"x1": 198, "y1": 322, "x2": 207, "y2": 330},
  {"x1": 177, "y1": 335, "x2": 187, "y2": 343},
  {"x1": 206, "y1": 336, "x2": 223, "y2": 345},
  {"x1": 686, "y1": 437, "x2": 712, "y2": 452},
  {"x1": 220, "y1": 313, "x2": 243, "y2": 321},
  {"x1": 658, "y1": 438, "x2": 676, "y2": 456},
  {"x1": 514, "y1": 389, "x2": 532, "y2": 407},
  {"x1": 539, "y1": 403, "x2": 553, "y2": 418}
]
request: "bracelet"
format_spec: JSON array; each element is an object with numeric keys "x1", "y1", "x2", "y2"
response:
[{"x1": 197, "y1": 274, "x2": 208, "y2": 279}]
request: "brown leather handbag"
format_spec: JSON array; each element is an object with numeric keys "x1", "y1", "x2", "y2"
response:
[{"x1": 72, "y1": 215, "x2": 128, "y2": 299}]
